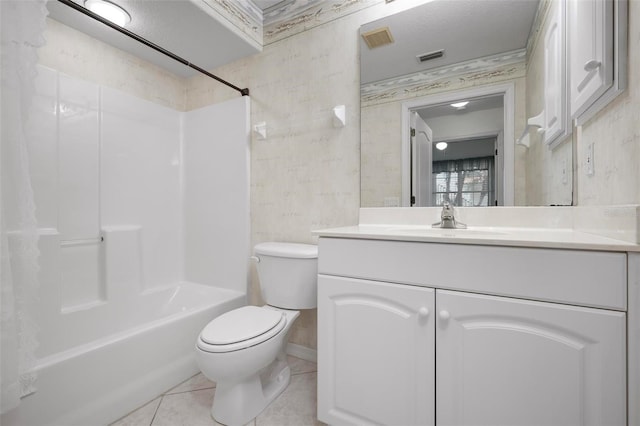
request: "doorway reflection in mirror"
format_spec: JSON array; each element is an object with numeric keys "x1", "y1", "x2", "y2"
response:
[{"x1": 410, "y1": 94, "x2": 504, "y2": 207}]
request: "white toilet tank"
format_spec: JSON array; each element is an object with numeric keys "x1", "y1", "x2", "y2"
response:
[{"x1": 254, "y1": 242, "x2": 318, "y2": 309}]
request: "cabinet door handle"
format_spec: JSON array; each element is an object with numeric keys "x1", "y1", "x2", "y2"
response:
[
  {"x1": 439, "y1": 310, "x2": 451, "y2": 321},
  {"x1": 418, "y1": 307, "x2": 430, "y2": 318},
  {"x1": 584, "y1": 60, "x2": 601, "y2": 72}
]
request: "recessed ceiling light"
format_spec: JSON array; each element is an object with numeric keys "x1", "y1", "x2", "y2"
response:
[
  {"x1": 84, "y1": 0, "x2": 131, "y2": 27},
  {"x1": 435, "y1": 142, "x2": 448, "y2": 150},
  {"x1": 450, "y1": 101, "x2": 469, "y2": 109}
]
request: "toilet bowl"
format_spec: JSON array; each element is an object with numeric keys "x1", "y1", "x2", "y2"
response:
[{"x1": 195, "y1": 242, "x2": 318, "y2": 425}]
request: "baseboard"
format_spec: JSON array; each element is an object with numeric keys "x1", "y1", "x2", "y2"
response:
[{"x1": 286, "y1": 343, "x2": 317, "y2": 363}]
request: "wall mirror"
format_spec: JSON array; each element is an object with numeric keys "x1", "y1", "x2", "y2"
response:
[{"x1": 360, "y1": 0, "x2": 574, "y2": 208}]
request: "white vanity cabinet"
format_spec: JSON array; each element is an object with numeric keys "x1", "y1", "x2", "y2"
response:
[
  {"x1": 318, "y1": 276, "x2": 435, "y2": 425},
  {"x1": 436, "y1": 290, "x2": 626, "y2": 426},
  {"x1": 317, "y1": 237, "x2": 629, "y2": 426}
]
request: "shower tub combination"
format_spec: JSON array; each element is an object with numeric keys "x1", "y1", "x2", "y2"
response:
[
  {"x1": 10, "y1": 67, "x2": 251, "y2": 426},
  {"x1": 22, "y1": 281, "x2": 244, "y2": 426},
  {"x1": 17, "y1": 229, "x2": 246, "y2": 426}
]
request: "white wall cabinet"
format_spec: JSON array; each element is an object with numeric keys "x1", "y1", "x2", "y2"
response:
[
  {"x1": 567, "y1": 0, "x2": 628, "y2": 125},
  {"x1": 568, "y1": 0, "x2": 614, "y2": 118},
  {"x1": 543, "y1": 0, "x2": 569, "y2": 147},
  {"x1": 538, "y1": 0, "x2": 625, "y2": 144},
  {"x1": 317, "y1": 237, "x2": 629, "y2": 426}
]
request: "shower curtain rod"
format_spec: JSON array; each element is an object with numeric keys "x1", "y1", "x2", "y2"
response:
[{"x1": 56, "y1": 0, "x2": 250, "y2": 96}]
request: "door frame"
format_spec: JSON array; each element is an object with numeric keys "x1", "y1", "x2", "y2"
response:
[{"x1": 401, "y1": 82, "x2": 515, "y2": 207}]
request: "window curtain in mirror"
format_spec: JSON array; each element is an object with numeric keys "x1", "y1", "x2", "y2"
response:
[
  {"x1": 432, "y1": 156, "x2": 495, "y2": 207},
  {"x1": 1, "y1": 0, "x2": 48, "y2": 414}
]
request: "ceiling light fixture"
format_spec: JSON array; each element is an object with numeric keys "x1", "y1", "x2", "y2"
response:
[
  {"x1": 435, "y1": 142, "x2": 448, "y2": 151},
  {"x1": 450, "y1": 101, "x2": 469, "y2": 109},
  {"x1": 84, "y1": 0, "x2": 131, "y2": 27}
]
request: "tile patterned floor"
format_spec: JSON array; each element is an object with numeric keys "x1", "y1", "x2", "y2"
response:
[{"x1": 110, "y1": 356, "x2": 323, "y2": 426}]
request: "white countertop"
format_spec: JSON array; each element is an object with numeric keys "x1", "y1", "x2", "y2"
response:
[
  {"x1": 313, "y1": 206, "x2": 640, "y2": 252},
  {"x1": 313, "y1": 225, "x2": 640, "y2": 251}
]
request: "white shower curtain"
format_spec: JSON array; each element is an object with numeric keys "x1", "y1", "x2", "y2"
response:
[{"x1": 0, "y1": 0, "x2": 48, "y2": 414}]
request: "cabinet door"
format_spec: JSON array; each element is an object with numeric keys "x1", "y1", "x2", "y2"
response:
[
  {"x1": 569, "y1": 0, "x2": 614, "y2": 117},
  {"x1": 543, "y1": 0, "x2": 569, "y2": 146},
  {"x1": 436, "y1": 290, "x2": 626, "y2": 426},
  {"x1": 318, "y1": 275, "x2": 435, "y2": 426}
]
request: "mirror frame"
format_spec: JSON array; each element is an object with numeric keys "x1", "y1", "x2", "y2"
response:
[{"x1": 400, "y1": 82, "x2": 516, "y2": 207}]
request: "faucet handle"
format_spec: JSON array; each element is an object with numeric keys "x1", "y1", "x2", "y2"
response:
[{"x1": 441, "y1": 201, "x2": 454, "y2": 219}]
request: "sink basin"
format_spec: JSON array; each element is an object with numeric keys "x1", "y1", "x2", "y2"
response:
[{"x1": 386, "y1": 226, "x2": 507, "y2": 237}]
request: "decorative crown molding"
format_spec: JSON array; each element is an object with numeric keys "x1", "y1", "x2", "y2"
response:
[
  {"x1": 264, "y1": 0, "x2": 382, "y2": 44},
  {"x1": 361, "y1": 49, "x2": 527, "y2": 105}
]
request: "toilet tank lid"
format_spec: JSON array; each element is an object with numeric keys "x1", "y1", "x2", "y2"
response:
[{"x1": 254, "y1": 242, "x2": 318, "y2": 259}]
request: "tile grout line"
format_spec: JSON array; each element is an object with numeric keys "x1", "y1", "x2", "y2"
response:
[
  {"x1": 164, "y1": 385, "x2": 217, "y2": 396},
  {"x1": 149, "y1": 395, "x2": 164, "y2": 426}
]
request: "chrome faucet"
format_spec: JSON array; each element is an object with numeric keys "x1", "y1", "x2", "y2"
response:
[{"x1": 432, "y1": 201, "x2": 467, "y2": 229}]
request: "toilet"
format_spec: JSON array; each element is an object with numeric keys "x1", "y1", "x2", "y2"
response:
[{"x1": 195, "y1": 242, "x2": 318, "y2": 425}]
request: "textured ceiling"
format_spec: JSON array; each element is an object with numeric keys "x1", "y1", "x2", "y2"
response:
[
  {"x1": 418, "y1": 95, "x2": 504, "y2": 120},
  {"x1": 360, "y1": 0, "x2": 539, "y2": 85}
]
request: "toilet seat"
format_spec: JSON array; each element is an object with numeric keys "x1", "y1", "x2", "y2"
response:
[{"x1": 198, "y1": 306, "x2": 287, "y2": 353}]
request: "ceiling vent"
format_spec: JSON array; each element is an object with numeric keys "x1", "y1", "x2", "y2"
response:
[
  {"x1": 417, "y1": 49, "x2": 445, "y2": 63},
  {"x1": 361, "y1": 27, "x2": 394, "y2": 49}
]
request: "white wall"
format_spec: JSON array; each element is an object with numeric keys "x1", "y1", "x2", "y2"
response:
[
  {"x1": 29, "y1": 65, "x2": 183, "y2": 305},
  {"x1": 100, "y1": 83, "x2": 183, "y2": 289},
  {"x1": 183, "y1": 97, "x2": 250, "y2": 294}
]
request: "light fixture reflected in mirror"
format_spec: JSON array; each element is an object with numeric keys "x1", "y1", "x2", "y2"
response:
[
  {"x1": 84, "y1": 0, "x2": 131, "y2": 27},
  {"x1": 435, "y1": 142, "x2": 448, "y2": 150},
  {"x1": 450, "y1": 101, "x2": 469, "y2": 109}
]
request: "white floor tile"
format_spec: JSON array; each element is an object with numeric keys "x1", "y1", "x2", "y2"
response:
[
  {"x1": 167, "y1": 373, "x2": 216, "y2": 394},
  {"x1": 110, "y1": 397, "x2": 161, "y2": 426},
  {"x1": 152, "y1": 388, "x2": 216, "y2": 426},
  {"x1": 116, "y1": 356, "x2": 318, "y2": 426},
  {"x1": 287, "y1": 355, "x2": 317, "y2": 375},
  {"x1": 256, "y1": 372, "x2": 321, "y2": 426}
]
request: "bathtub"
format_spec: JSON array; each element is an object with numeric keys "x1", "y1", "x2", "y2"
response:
[{"x1": 14, "y1": 281, "x2": 245, "y2": 426}]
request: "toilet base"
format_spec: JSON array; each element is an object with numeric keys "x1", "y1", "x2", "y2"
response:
[{"x1": 211, "y1": 355, "x2": 291, "y2": 425}]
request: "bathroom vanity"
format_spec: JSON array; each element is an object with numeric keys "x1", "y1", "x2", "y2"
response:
[{"x1": 315, "y1": 207, "x2": 640, "y2": 426}]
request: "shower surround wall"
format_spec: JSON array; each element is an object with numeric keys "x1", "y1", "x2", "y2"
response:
[
  {"x1": 29, "y1": 66, "x2": 183, "y2": 307},
  {"x1": 13, "y1": 59, "x2": 250, "y2": 425}
]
